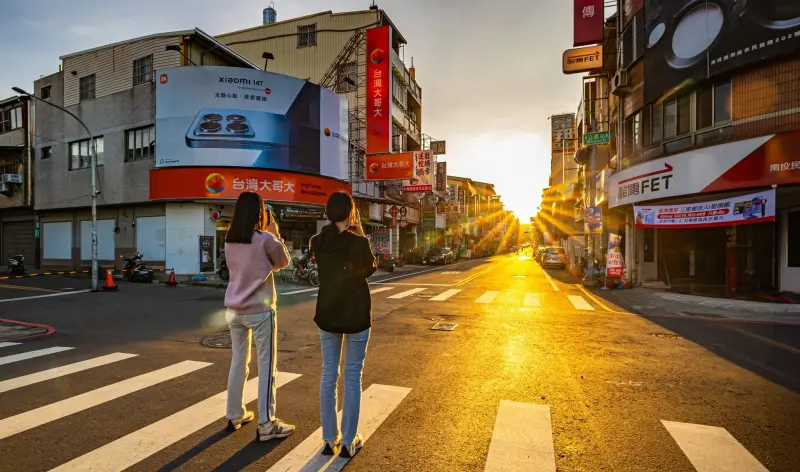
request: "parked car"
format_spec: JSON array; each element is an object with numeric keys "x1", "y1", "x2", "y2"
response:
[
  {"x1": 536, "y1": 246, "x2": 547, "y2": 263},
  {"x1": 541, "y1": 246, "x2": 568, "y2": 269},
  {"x1": 425, "y1": 247, "x2": 455, "y2": 265}
]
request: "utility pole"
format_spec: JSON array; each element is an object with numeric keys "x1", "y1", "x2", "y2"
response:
[
  {"x1": 13, "y1": 87, "x2": 99, "y2": 291},
  {"x1": 585, "y1": 117, "x2": 598, "y2": 287}
]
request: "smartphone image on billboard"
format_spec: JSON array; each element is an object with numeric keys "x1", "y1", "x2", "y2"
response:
[{"x1": 185, "y1": 108, "x2": 290, "y2": 151}]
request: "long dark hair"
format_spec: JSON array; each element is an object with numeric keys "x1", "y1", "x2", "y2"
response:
[
  {"x1": 226, "y1": 192, "x2": 276, "y2": 244},
  {"x1": 318, "y1": 192, "x2": 355, "y2": 243}
]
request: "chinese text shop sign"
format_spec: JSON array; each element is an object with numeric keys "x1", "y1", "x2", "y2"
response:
[
  {"x1": 372, "y1": 229, "x2": 391, "y2": 255},
  {"x1": 403, "y1": 150, "x2": 434, "y2": 193},
  {"x1": 155, "y1": 66, "x2": 348, "y2": 179},
  {"x1": 574, "y1": 0, "x2": 604, "y2": 47},
  {"x1": 366, "y1": 26, "x2": 392, "y2": 154},
  {"x1": 634, "y1": 189, "x2": 775, "y2": 229},
  {"x1": 149, "y1": 168, "x2": 350, "y2": 206}
]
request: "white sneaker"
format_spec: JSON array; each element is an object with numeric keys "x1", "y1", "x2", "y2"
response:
[{"x1": 226, "y1": 410, "x2": 254, "y2": 431}]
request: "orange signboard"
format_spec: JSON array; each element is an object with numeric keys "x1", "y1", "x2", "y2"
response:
[
  {"x1": 149, "y1": 167, "x2": 350, "y2": 205},
  {"x1": 365, "y1": 152, "x2": 415, "y2": 181},
  {"x1": 366, "y1": 26, "x2": 392, "y2": 154}
]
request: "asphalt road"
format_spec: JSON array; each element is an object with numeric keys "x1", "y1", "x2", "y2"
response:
[{"x1": 0, "y1": 254, "x2": 798, "y2": 471}]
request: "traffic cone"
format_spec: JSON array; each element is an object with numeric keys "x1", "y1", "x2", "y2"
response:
[
  {"x1": 166, "y1": 268, "x2": 178, "y2": 287},
  {"x1": 101, "y1": 268, "x2": 118, "y2": 291}
]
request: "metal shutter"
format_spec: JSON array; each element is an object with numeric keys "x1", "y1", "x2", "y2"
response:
[{"x1": 2, "y1": 221, "x2": 35, "y2": 260}]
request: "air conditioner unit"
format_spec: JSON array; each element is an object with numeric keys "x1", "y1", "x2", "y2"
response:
[
  {"x1": 1, "y1": 174, "x2": 22, "y2": 184},
  {"x1": 610, "y1": 70, "x2": 630, "y2": 96}
]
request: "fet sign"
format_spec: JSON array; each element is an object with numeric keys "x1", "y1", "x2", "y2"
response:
[{"x1": 574, "y1": 0, "x2": 604, "y2": 47}]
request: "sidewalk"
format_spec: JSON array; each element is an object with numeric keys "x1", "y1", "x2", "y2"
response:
[
  {"x1": 595, "y1": 288, "x2": 800, "y2": 325},
  {"x1": 0, "y1": 318, "x2": 55, "y2": 342}
]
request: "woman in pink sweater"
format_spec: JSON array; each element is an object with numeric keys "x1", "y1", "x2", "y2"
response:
[{"x1": 223, "y1": 192, "x2": 295, "y2": 441}]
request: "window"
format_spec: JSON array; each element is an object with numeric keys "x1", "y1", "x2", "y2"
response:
[
  {"x1": 642, "y1": 106, "x2": 652, "y2": 148},
  {"x1": 133, "y1": 55, "x2": 153, "y2": 86},
  {"x1": 714, "y1": 81, "x2": 731, "y2": 124},
  {"x1": 651, "y1": 102, "x2": 663, "y2": 145},
  {"x1": 677, "y1": 93, "x2": 691, "y2": 135},
  {"x1": 664, "y1": 100, "x2": 677, "y2": 139},
  {"x1": 623, "y1": 116, "x2": 634, "y2": 157},
  {"x1": 41, "y1": 146, "x2": 52, "y2": 159},
  {"x1": 297, "y1": 24, "x2": 317, "y2": 47},
  {"x1": 0, "y1": 107, "x2": 23, "y2": 133},
  {"x1": 79, "y1": 74, "x2": 96, "y2": 101},
  {"x1": 125, "y1": 125, "x2": 155, "y2": 161},
  {"x1": 696, "y1": 85, "x2": 713, "y2": 130},
  {"x1": 41, "y1": 86, "x2": 51, "y2": 100},
  {"x1": 335, "y1": 61, "x2": 357, "y2": 93},
  {"x1": 69, "y1": 137, "x2": 104, "y2": 170}
]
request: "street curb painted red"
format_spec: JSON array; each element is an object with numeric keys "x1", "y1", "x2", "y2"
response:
[
  {"x1": 640, "y1": 312, "x2": 800, "y2": 327},
  {"x1": 0, "y1": 318, "x2": 56, "y2": 342}
]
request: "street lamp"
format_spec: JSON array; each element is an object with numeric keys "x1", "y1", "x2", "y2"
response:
[
  {"x1": 261, "y1": 52, "x2": 275, "y2": 71},
  {"x1": 13, "y1": 86, "x2": 100, "y2": 292}
]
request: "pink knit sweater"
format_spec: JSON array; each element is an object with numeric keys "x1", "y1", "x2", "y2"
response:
[{"x1": 224, "y1": 231, "x2": 290, "y2": 314}]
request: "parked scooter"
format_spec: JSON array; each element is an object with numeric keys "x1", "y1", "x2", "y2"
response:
[
  {"x1": 7, "y1": 254, "x2": 25, "y2": 275},
  {"x1": 375, "y1": 252, "x2": 396, "y2": 272},
  {"x1": 291, "y1": 254, "x2": 319, "y2": 286},
  {"x1": 218, "y1": 254, "x2": 229, "y2": 281},
  {"x1": 121, "y1": 252, "x2": 153, "y2": 283}
]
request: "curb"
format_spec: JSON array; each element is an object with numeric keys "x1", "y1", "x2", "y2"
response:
[{"x1": 0, "y1": 317, "x2": 57, "y2": 342}]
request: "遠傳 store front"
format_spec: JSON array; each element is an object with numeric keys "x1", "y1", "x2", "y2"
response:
[{"x1": 609, "y1": 129, "x2": 800, "y2": 295}]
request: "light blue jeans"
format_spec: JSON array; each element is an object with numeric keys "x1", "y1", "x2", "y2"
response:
[
  {"x1": 319, "y1": 328, "x2": 370, "y2": 444},
  {"x1": 226, "y1": 310, "x2": 278, "y2": 425}
]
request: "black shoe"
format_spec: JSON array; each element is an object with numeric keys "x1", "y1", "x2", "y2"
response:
[
  {"x1": 340, "y1": 433, "x2": 363, "y2": 458},
  {"x1": 322, "y1": 438, "x2": 341, "y2": 456}
]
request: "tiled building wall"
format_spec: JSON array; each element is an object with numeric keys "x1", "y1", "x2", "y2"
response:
[{"x1": 733, "y1": 55, "x2": 800, "y2": 140}]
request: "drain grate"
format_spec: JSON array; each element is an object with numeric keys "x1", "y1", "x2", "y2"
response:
[
  {"x1": 652, "y1": 333, "x2": 683, "y2": 340},
  {"x1": 430, "y1": 322, "x2": 458, "y2": 331},
  {"x1": 201, "y1": 333, "x2": 232, "y2": 348}
]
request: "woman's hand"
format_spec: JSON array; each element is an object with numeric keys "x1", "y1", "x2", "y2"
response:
[{"x1": 265, "y1": 215, "x2": 280, "y2": 237}]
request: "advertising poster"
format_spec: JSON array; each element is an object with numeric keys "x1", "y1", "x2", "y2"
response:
[
  {"x1": 199, "y1": 236, "x2": 215, "y2": 273},
  {"x1": 365, "y1": 151, "x2": 415, "y2": 181},
  {"x1": 366, "y1": 25, "x2": 393, "y2": 155},
  {"x1": 403, "y1": 150, "x2": 434, "y2": 193},
  {"x1": 584, "y1": 206, "x2": 603, "y2": 234},
  {"x1": 606, "y1": 233, "x2": 623, "y2": 278},
  {"x1": 155, "y1": 66, "x2": 348, "y2": 179},
  {"x1": 436, "y1": 162, "x2": 447, "y2": 191},
  {"x1": 634, "y1": 189, "x2": 775, "y2": 228},
  {"x1": 149, "y1": 167, "x2": 351, "y2": 206},
  {"x1": 574, "y1": 0, "x2": 604, "y2": 47},
  {"x1": 372, "y1": 229, "x2": 391, "y2": 255},
  {"x1": 551, "y1": 113, "x2": 576, "y2": 154},
  {"x1": 644, "y1": 0, "x2": 800, "y2": 103},
  {"x1": 277, "y1": 206, "x2": 325, "y2": 221}
]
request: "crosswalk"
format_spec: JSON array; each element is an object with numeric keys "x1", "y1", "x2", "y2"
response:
[
  {"x1": 0, "y1": 342, "x2": 774, "y2": 471},
  {"x1": 298, "y1": 286, "x2": 603, "y2": 311}
]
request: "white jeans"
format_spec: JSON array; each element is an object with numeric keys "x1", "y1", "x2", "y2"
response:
[{"x1": 225, "y1": 310, "x2": 277, "y2": 425}]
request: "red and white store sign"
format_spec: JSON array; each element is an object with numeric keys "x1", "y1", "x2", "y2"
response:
[
  {"x1": 609, "y1": 129, "x2": 800, "y2": 208},
  {"x1": 634, "y1": 189, "x2": 775, "y2": 229}
]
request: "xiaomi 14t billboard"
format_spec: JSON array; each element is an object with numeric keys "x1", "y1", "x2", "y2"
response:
[
  {"x1": 155, "y1": 66, "x2": 349, "y2": 179},
  {"x1": 644, "y1": 0, "x2": 800, "y2": 103}
]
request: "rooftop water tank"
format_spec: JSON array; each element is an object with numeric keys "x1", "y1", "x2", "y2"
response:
[{"x1": 263, "y1": 6, "x2": 277, "y2": 25}]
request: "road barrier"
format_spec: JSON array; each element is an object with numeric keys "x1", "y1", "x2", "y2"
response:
[{"x1": 0, "y1": 268, "x2": 169, "y2": 280}]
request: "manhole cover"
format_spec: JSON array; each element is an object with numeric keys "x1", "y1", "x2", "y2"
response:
[
  {"x1": 431, "y1": 322, "x2": 458, "y2": 331},
  {"x1": 201, "y1": 332, "x2": 232, "y2": 348},
  {"x1": 652, "y1": 333, "x2": 683, "y2": 340}
]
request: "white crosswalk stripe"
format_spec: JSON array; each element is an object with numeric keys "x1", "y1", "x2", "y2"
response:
[
  {"x1": 567, "y1": 295, "x2": 595, "y2": 311},
  {"x1": 485, "y1": 401, "x2": 556, "y2": 472},
  {"x1": 388, "y1": 288, "x2": 426, "y2": 299},
  {"x1": 0, "y1": 346, "x2": 75, "y2": 366},
  {"x1": 370, "y1": 286, "x2": 395, "y2": 294},
  {"x1": 429, "y1": 289, "x2": 461, "y2": 301},
  {"x1": 0, "y1": 352, "x2": 138, "y2": 394},
  {"x1": 51, "y1": 372, "x2": 302, "y2": 472},
  {"x1": 662, "y1": 420, "x2": 770, "y2": 472},
  {"x1": 267, "y1": 384, "x2": 411, "y2": 472},
  {"x1": 523, "y1": 293, "x2": 540, "y2": 307},
  {"x1": 0, "y1": 342, "x2": 21, "y2": 348},
  {"x1": 0, "y1": 360, "x2": 211, "y2": 441},
  {"x1": 475, "y1": 291, "x2": 500, "y2": 304}
]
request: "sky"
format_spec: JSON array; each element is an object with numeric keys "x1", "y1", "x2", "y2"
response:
[{"x1": 0, "y1": 0, "x2": 588, "y2": 220}]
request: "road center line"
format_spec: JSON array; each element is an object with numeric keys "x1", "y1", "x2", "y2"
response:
[{"x1": 578, "y1": 286, "x2": 612, "y2": 311}]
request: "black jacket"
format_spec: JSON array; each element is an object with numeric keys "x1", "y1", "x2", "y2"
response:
[{"x1": 310, "y1": 228, "x2": 377, "y2": 334}]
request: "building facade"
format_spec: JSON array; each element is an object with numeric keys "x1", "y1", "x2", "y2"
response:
[
  {"x1": 0, "y1": 96, "x2": 35, "y2": 264},
  {"x1": 217, "y1": 8, "x2": 426, "y2": 257},
  {"x1": 33, "y1": 29, "x2": 263, "y2": 273}
]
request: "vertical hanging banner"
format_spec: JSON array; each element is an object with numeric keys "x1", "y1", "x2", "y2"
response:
[
  {"x1": 574, "y1": 0, "x2": 604, "y2": 47},
  {"x1": 366, "y1": 25, "x2": 393, "y2": 155},
  {"x1": 436, "y1": 162, "x2": 447, "y2": 191},
  {"x1": 403, "y1": 150, "x2": 434, "y2": 193}
]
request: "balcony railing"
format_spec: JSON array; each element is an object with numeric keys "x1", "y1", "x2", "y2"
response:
[{"x1": 391, "y1": 51, "x2": 422, "y2": 106}]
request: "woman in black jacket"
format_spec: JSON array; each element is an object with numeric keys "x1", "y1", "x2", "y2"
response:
[{"x1": 310, "y1": 192, "x2": 376, "y2": 458}]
